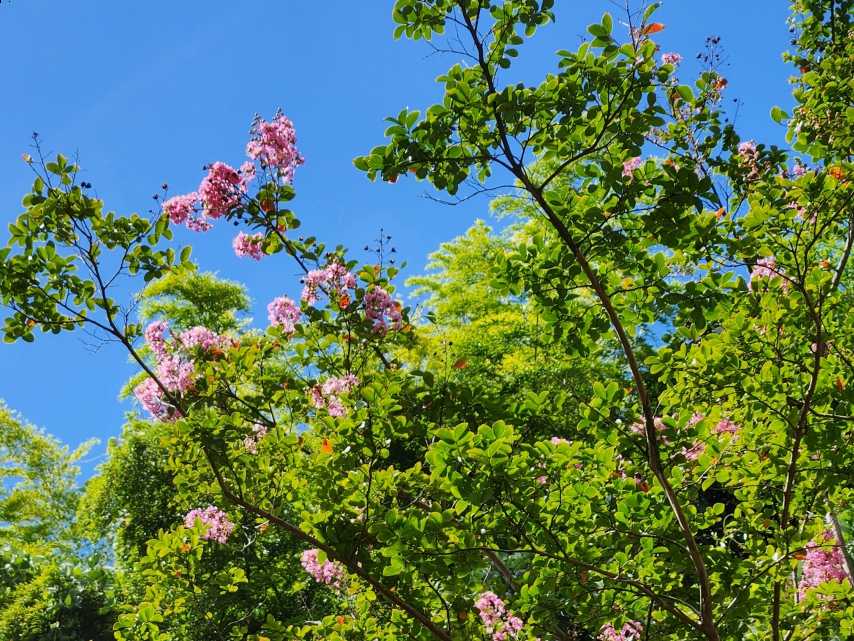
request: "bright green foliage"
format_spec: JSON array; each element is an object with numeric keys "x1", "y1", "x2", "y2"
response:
[
  {"x1": 0, "y1": 403, "x2": 115, "y2": 641},
  {"x1": 0, "y1": 561, "x2": 114, "y2": 641},
  {"x1": 0, "y1": 403, "x2": 92, "y2": 553},
  {"x1": 138, "y1": 269, "x2": 250, "y2": 333},
  {"x1": 0, "y1": 150, "x2": 191, "y2": 344},
  {"x1": 0, "y1": 2, "x2": 852, "y2": 641},
  {"x1": 79, "y1": 420, "x2": 178, "y2": 560}
]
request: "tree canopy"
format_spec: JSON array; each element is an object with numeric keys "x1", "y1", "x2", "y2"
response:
[{"x1": 1, "y1": 1, "x2": 853, "y2": 640}]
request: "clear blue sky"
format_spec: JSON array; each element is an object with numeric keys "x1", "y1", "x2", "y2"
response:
[{"x1": 0, "y1": 1, "x2": 792, "y2": 472}]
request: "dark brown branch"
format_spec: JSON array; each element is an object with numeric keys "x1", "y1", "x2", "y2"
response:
[{"x1": 455, "y1": 5, "x2": 719, "y2": 638}]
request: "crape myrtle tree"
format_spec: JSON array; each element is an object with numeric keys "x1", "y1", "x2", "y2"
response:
[
  {"x1": 0, "y1": 0, "x2": 853, "y2": 639},
  {"x1": 77, "y1": 271, "x2": 338, "y2": 641}
]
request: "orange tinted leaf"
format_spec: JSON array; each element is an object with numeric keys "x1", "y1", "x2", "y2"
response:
[
  {"x1": 642, "y1": 22, "x2": 665, "y2": 35},
  {"x1": 453, "y1": 358, "x2": 468, "y2": 369}
]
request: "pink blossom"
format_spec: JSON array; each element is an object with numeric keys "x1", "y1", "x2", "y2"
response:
[
  {"x1": 186, "y1": 215, "x2": 213, "y2": 232},
  {"x1": 144, "y1": 320, "x2": 170, "y2": 361},
  {"x1": 475, "y1": 592, "x2": 506, "y2": 631},
  {"x1": 244, "y1": 423, "x2": 268, "y2": 454},
  {"x1": 661, "y1": 52, "x2": 683, "y2": 65},
  {"x1": 238, "y1": 161, "x2": 256, "y2": 190},
  {"x1": 800, "y1": 530, "x2": 848, "y2": 598},
  {"x1": 687, "y1": 412, "x2": 705, "y2": 428},
  {"x1": 713, "y1": 418, "x2": 740, "y2": 435},
  {"x1": 599, "y1": 621, "x2": 643, "y2": 641},
  {"x1": 310, "y1": 374, "x2": 359, "y2": 417},
  {"x1": 364, "y1": 286, "x2": 403, "y2": 334},
  {"x1": 267, "y1": 296, "x2": 300, "y2": 334},
  {"x1": 184, "y1": 505, "x2": 235, "y2": 544},
  {"x1": 133, "y1": 378, "x2": 170, "y2": 420},
  {"x1": 683, "y1": 441, "x2": 706, "y2": 461},
  {"x1": 737, "y1": 140, "x2": 758, "y2": 159},
  {"x1": 157, "y1": 354, "x2": 195, "y2": 393},
  {"x1": 301, "y1": 270, "x2": 325, "y2": 305},
  {"x1": 232, "y1": 231, "x2": 265, "y2": 260},
  {"x1": 178, "y1": 326, "x2": 223, "y2": 352},
  {"x1": 475, "y1": 592, "x2": 524, "y2": 641},
  {"x1": 198, "y1": 161, "x2": 242, "y2": 218},
  {"x1": 792, "y1": 163, "x2": 807, "y2": 177},
  {"x1": 550, "y1": 437, "x2": 570, "y2": 446},
  {"x1": 162, "y1": 193, "x2": 198, "y2": 225},
  {"x1": 749, "y1": 256, "x2": 788, "y2": 291},
  {"x1": 301, "y1": 260, "x2": 356, "y2": 305},
  {"x1": 506, "y1": 616, "x2": 524, "y2": 635},
  {"x1": 246, "y1": 113, "x2": 304, "y2": 182},
  {"x1": 325, "y1": 396, "x2": 346, "y2": 418},
  {"x1": 630, "y1": 416, "x2": 667, "y2": 436},
  {"x1": 622, "y1": 156, "x2": 643, "y2": 178},
  {"x1": 321, "y1": 374, "x2": 359, "y2": 397},
  {"x1": 300, "y1": 548, "x2": 345, "y2": 589}
]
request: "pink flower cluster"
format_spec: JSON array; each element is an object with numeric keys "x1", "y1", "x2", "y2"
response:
[
  {"x1": 737, "y1": 140, "x2": 758, "y2": 159},
  {"x1": 800, "y1": 530, "x2": 848, "y2": 598},
  {"x1": 134, "y1": 321, "x2": 227, "y2": 420},
  {"x1": 661, "y1": 52, "x2": 683, "y2": 65},
  {"x1": 682, "y1": 441, "x2": 706, "y2": 461},
  {"x1": 301, "y1": 261, "x2": 356, "y2": 305},
  {"x1": 162, "y1": 161, "x2": 254, "y2": 232},
  {"x1": 682, "y1": 415, "x2": 741, "y2": 461},
  {"x1": 736, "y1": 140, "x2": 762, "y2": 180},
  {"x1": 474, "y1": 592, "x2": 524, "y2": 641},
  {"x1": 157, "y1": 353, "x2": 195, "y2": 393},
  {"x1": 232, "y1": 231, "x2": 265, "y2": 260},
  {"x1": 162, "y1": 193, "x2": 198, "y2": 225},
  {"x1": 622, "y1": 156, "x2": 643, "y2": 178},
  {"x1": 300, "y1": 548, "x2": 345, "y2": 590},
  {"x1": 179, "y1": 326, "x2": 224, "y2": 352},
  {"x1": 133, "y1": 378, "x2": 171, "y2": 421},
  {"x1": 244, "y1": 423, "x2": 268, "y2": 454},
  {"x1": 267, "y1": 296, "x2": 301, "y2": 334},
  {"x1": 714, "y1": 418, "x2": 740, "y2": 435},
  {"x1": 599, "y1": 621, "x2": 643, "y2": 641},
  {"x1": 144, "y1": 320, "x2": 170, "y2": 360},
  {"x1": 162, "y1": 111, "x2": 301, "y2": 239},
  {"x1": 246, "y1": 113, "x2": 304, "y2": 182},
  {"x1": 550, "y1": 437, "x2": 570, "y2": 446},
  {"x1": 749, "y1": 256, "x2": 789, "y2": 291},
  {"x1": 184, "y1": 505, "x2": 235, "y2": 544},
  {"x1": 309, "y1": 374, "x2": 359, "y2": 417},
  {"x1": 199, "y1": 161, "x2": 244, "y2": 218},
  {"x1": 364, "y1": 286, "x2": 403, "y2": 334},
  {"x1": 630, "y1": 416, "x2": 667, "y2": 437}
]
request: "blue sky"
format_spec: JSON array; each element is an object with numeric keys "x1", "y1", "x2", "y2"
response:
[{"x1": 0, "y1": 1, "x2": 793, "y2": 473}]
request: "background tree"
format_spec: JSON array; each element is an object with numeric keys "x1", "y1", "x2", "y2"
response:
[{"x1": 0, "y1": 402, "x2": 114, "y2": 641}]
